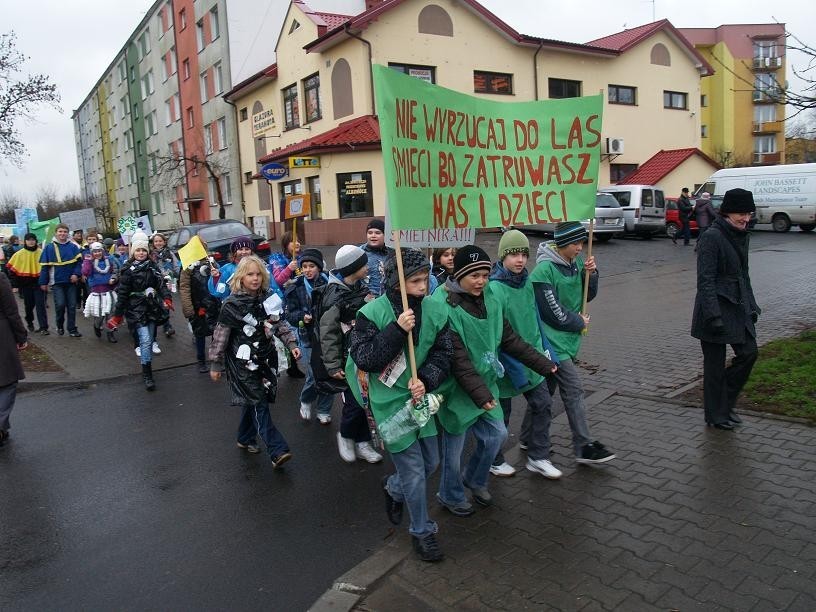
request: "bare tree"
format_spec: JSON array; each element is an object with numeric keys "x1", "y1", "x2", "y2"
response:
[
  {"x1": 0, "y1": 31, "x2": 61, "y2": 167},
  {"x1": 0, "y1": 186, "x2": 22, "y2": 224}
]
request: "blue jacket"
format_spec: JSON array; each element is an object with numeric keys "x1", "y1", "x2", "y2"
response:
[
  {"x1": 360, "y1": 243, "x2": 394, "y2": 297},
  {"x1": 39, "y1": 239, "x2": 82, "y2": 286},
  {"x1": 208, "y1": 261, "x2": 282, "y2": 301}
]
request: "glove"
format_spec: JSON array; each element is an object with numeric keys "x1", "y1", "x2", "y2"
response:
[
  {"x1": 197, "y1": 307, "x2": 206, "y2": 317},
  {"x1": 164, "y1": 298, "x2": 174, "y2": 311},
  {"x1": 107, "y1": 316, "x2": 123, "y2": 330},
  {"x1": 707, "y1": 317, "x2": 725, "y2": 334}
]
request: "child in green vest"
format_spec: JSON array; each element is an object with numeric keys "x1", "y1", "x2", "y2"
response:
[
  {"x1": 530, "y1": 221, "x2": 615, "y2": 468},
  {"x1": 348, "y1": 248, "x2": 453, "y2": 562},
  {"x1": 489, "y1": 230, "x2": 564, "y2": 479},
  {"x1": 432, "y1": 245, "x2": 557, "y2": 516}
]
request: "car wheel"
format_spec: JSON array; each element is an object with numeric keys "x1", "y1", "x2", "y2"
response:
[
  {"x1": 771, "y1": 214, "x2": 791, "y2": 233},
  {"x1": 666, "y1": 222, "x2": 679, "y2": 239},
  {"x1": 595, "y1": 234, "x2": 613, "y2": 242},
  {"x1": 800, "y1": 224, "x2": 815, "y2": 233}
]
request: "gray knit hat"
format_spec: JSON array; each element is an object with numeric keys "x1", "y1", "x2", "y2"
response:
[
  {"x1": 554, "y1": 221, "x2": 587, "y2": 248},
  {"x1": 334, "y1": 244, "x2": 368, "y2": 277},
  {"x1": 383, "y1": 248, "x2": 430, "y2": 290}
]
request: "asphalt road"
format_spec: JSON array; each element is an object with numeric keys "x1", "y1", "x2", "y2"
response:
[{"x1": 0, "y1": 371, "x2": 392, "y2": 611}]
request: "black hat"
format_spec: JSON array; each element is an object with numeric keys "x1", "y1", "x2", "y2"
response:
[
  {"x1": 554, "y1": 221, "x2": 588, "y2": 248},
  {"x1": 24, "y1": 232, "x2": 37, "y2": 242},
  {"x1": 230, "y1": 236, "x2": 254, "y2": 254},
  {"x1": 452, "y1": 245, "x2": 491, "y2": 281},
  {"x1": 720, "y1": 188, "x2": 756, "y2": 214},
  {"x1": 366, "y1": 218, "x2": 385, "y2": 232},
  {"x1": 383, "y1": 248, "x2": 430, "y2": 290},
  {"x1": 299, "y1": 248, "x2": 324, "y2": 270}
]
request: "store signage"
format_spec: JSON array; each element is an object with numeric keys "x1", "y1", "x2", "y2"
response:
[
  {"x1": 260, "y1": 162, "x2": 287, "y2": 181},
  {"x1": 289, "y1": 156, "x2": 320, "y2": 168},
  {"x1": 252, "y1": 109, "x2": 276, "y2": 137}
]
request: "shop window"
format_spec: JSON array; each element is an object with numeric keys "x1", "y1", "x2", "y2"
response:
[{"x1": 337, "y1": 171, "x2": 373, "y2": 218}]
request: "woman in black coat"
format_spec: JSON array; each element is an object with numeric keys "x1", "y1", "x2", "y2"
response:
[
  {"x1": 690, "y1": 188, "x2": 760, "y2": 430},
  {"x1": 0, "y1": 271, "x2": 28, "y2": 445}
]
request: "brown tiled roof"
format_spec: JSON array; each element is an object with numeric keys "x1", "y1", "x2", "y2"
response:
[
  {"x1": 617, "y1": 148, "x2": 721, "y2": 185},
  {"x1": 258, "y1": 115, "x2": 381, "y2": 164}
]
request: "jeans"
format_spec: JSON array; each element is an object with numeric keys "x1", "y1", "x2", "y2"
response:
[
  {"x1": 51, "y1": 283, "x2": 78, "y2": 332},
  {"x1": 136, "y1": 323, "x2": 156, "y2": 365},
  {"x1": 237, "y1": 400, "x2": 289, "y2": 458},
  {"x1": 340, "y1": 390, "x2": 370, "y2": 442},
  {"x1": 195, "y1": 336, "x2": 206, "y2": 362},
  {"x1": 387, "y1": 436, "x2": 440, "y2": 537},
  {"x1": 0, "y1": 382, "x2": 17, "y2": 431},
  {"x1": 677, "y1": 219, "x2": 691, "y2": 244},
  {"x1": 541, "y1": 358, "x2": 592, "y2": 455},
  {"x1": 21, "y1": 286, "x2": 48, "y2": 330},
  {"x1": 439, "y1": 415, "x2": 507, "y2": 506},
  {"x1": 499, "y1": 382, "x2": 554, "y2": 462},
  {"x1": 298, "y1": 346, "x2": 334, "y2": 416},
  {"x1": 701, "y1": 336, "x2": 758, "y2": 424}
]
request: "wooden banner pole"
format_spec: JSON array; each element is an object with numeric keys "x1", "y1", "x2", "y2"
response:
[
  {"x1": 392, "y1": 231, "x2": 419, "y2": 381},
  {"x1": 581, "y1": 219, "x2": 595, "y2": 335},
  {"x1": 291, "y1": 217, "x2": 298, "y2": 263}
]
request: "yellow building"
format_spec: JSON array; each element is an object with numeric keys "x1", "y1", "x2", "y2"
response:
[{"x1": 225, "y1": 1, "x2": 713, "y2": 244}]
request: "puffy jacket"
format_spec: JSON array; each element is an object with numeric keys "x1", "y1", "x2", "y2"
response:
[
  {"x1": 38, "y1": 239, "x2": 82, "y2": 285},
  {"x1": 113, "y1": 258, "x2": 171, "y2": 327}
]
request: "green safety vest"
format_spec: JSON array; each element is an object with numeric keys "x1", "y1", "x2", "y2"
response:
[
  {"x1": 431, "y1": 284, "x2": 504, "y2": 435},
  {"x1": 529, "y1": 254, "x2": 586, "y2": 360},
  {"x1": 345, "y1": 294, "x2": 446, "y2": 453},
  {"x1": 489, "y1": 279, "x2": 545, "y2": 397}
]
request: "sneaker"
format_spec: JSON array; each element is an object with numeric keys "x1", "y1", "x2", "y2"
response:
[
  {"x1": 317, "y1": 413, "x2": 332, "y2": 425},
  {"x1": 237, "y1": 441, "x2": 261, "y2": 454},
  {"x1": 337, "y1": 433, "x2": 356, "y2": 463},
  {"x1": 382, "y1": 475, "x2": 404, "y2": 526},
  {"x1": 526, "y1": 458, "x2": 563, "y2": 480},
  {"x1": 69, "y1": 330, "x2": 82, "y2": 338},
  {"x1": 165, "y1": 327, "x2": 175, "y2": 338},
  {"x1": 271, "y1": 452, "x2": 292, "y2": 469},
  {"x1": 57, "y1": 328, "x2": 64, "y2": 336},
  {"x1": 435, "y1": 493, "x2": 475, "y2": 517},
  {"x1": 412, "y1": 533, "x2": 444, "y2": 562},
  {"x1": 135, "y1": 347, "x2": 141, "y2": 357},
  {"x1": 463, "y1": 480, "x2": 492, "y2": 507},
  {"x1": 198, "y1": 360, "x2": 209, "y2": 374},
  {"x1": 355, "y1": 441, "x2": 383, "y2": 464},
  {"x1": 299, "y1": 402, "x2": 312, "y2": 421},
  {"x1": 37, "y1": 328, "x2": 50, "y2": 336},
  {"x1": 519, "y1": 441, "x2": 528, "y2": 451},
  {"x1": 576, "y1": 441, "x2": 616, "y2": 465},
  {"x1": 27, "y1": 322, "x2": 35, "y2": 332},
  {"x1": 152, "y1": 342, "x2": 161, "y2": 355},
  {"x1": 489, "y1": 462, "x2": 516, "y2": 477}
]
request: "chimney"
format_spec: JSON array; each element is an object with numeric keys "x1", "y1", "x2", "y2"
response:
[{"x1": 365, "y1": 0, "x2": 383, "y2": 10}]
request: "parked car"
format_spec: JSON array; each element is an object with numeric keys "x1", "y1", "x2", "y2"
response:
[
  {"x1": 166, "y1": 219, "x2": 271, "y2": 262},
  {"x1": 665, "y1": 198, "x2": 699, "y2": 238},
  {"x1": 599, "y1": 184, "x2": 666, "y2": 237},
  {"x1": 522, "y1": 192, "x2": 625, "y2": 241}
]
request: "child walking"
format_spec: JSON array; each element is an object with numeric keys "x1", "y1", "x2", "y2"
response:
[
  {"x1": 349, "y1": 249, "x2": 453, "y2": 562},
  {"x1": 6, "y1": 233, "x2": 49, "y2": 334},
  {"x1": 108, "y1": 232, "x2": 173, "y2": 391},
  {"x1": 209, "y1": 255, "x2": 299, "y2": 469},
  {"x1": 82, "y1": 241, "x2": 118, "y2": 342},
  {"x1": 150, "y1": 232, "x2": 179, "y2": 341},
  {"x1": 179, "y1": 243, "x2": 221, "y2": 373}
]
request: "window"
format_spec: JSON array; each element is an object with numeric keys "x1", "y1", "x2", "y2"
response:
[
  {"x1": 239, "y1": 107, "x2": 248, "y2": 121},
  {"x1": 308, "y1": 176, "x2": 322, "y2": 220},
  {"x1": 196, "y1": 19, "x2": 205, "y2": 52},
  {"x1": 222, "y1": 173, "x2": 232, "y2": 204},
  {"x1": 125, "y1": 129, "x2": 133, "y2": 151},
  {"x1": 663, "y1": 91, "x2": 688, "y2": 110},
  {"x1": 200, "y1": 71, "x2": 209, "y2": 103},
  {"x1": 187, "y1": 107, "x2": 194, "y2": 128},
  {"x1": 203, "y1": 123, "x2": 213, "y2": 153},
  {"x1": 182, "y1": 59, "x2": 190, "y2": 80},
  {"x1": 244, "y1": 171, "x2": 253, "y2": 184},
  {"x1": 609, "y1": 164, "x2": 637, "y2": 184},
  {"x1": 162, "y1": 48, "x2": 177, "y2": 81},
  {"x1": 140, "y1": 70, "x2": 154, "y2": 99},
  {"x1": 217, "y1": 117, "x2": 227, "y2": 149},
  {"x1": 137, "y1": 140, "x2": 143, "y2": 155},
  {"x1": 303, "y1": 74, "x2": 321, "y2": 122},
  {"x1": 121, "y1": 95, "x2": 130, "y2": 116},
  {"x1": 608, "y1": 84, "x2": 636, "y2": 105},
  {"x1": 753, "y1": 40, "x2": 779, "y2": 60},
  {"x1": 701, "y1": 125, "x2": 708, "y2": 138},
  {"x1": 145, "y1": 111, "x2": 155, "y2": 137},
  {"x1": 283, "y1": 83, "x2": 299, "y2": 129},
  {"x1": 210, "y1": 6, "x2": 220, "y2": 40},
  {"x1": 754, "y1": 135, "x2": 776, "y2": 154},
  {"x1": 754, "y1": 105, "x2": 776, "y2": 123},
  {"x1": 152, "y1": 192, "x2": 163, "y2": 215},
  {"x1": 388, "y1": 63, "x2": 435, "y2": 84},
  {"x1": 130, "y1": 66, "x2": 136, "y2": 83},
  {"x1": 700, "y1": 94, "x2": 708, "y2": 108},
  {"x1": 138, "y1": 29, "x2": 151, "y2": 60},
  {"x1": 179, "y1": 8, "x2": 187, "y2": 30},
  {"x1": 549, "y1": 78, "x2": 581, "y2": 99},
  {"x1": 209, "y1": 176, "x2": 220, "y2": 206},
  {"x1": 127, "y1": 164, "x2": 137, "y2": 185},
  {"x1": 165, "y1": 93, "x2": 180, "y2": 125},
  {"x1": 474, "y1": 71, "x2": 513, "y2": 95},
  {"x1": 651, "y1": 43, "x2": 671, "y2": 66},
  {"x1": 118, "y1": 61, "x2": 126, "y2": 84},
  {"x1": 111, "y1": 105, "x2": 118, "y2": 125},
  {"x1": 337, "y1": 171, "x2": 373, "y2": 218},
  {"x1": 213, "y1": 62, "x2": 224, "y2": 95}
]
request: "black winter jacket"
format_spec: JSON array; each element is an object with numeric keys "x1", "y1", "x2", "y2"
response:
[
  {"x1": 284, "y1": 273, "x2": 328, "y2": 348},
  {"x1": 114, "y1": 258, "x2": 171, "y2": 327}
]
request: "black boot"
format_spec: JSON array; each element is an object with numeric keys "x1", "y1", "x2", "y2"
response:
[
  {"x1": 142, "y1": 363, "x2": 156, "y2": 391},
  {"x1": 107, "y1": 330, "x2": 117, "y2": 343},
  {"x1": 412, "y1": 533, "x2": 444, "y2": 562},
  {"x1": 197, "y1": 360, "x2": 209, "y2": 374},
  {"x1": 94, "y1": 325, "x2": 102, "y2": 338}
]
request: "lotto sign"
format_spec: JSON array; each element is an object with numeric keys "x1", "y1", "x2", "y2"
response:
[
  {"x1": 373, "y1": 65, "x2": 602, "y2": 230},
  {"x1": 284, "y1": 194, "x2": 311, "y2": 219},
  {"x1": 289, "y1": 156, "x2": 319, "y2": 168}
]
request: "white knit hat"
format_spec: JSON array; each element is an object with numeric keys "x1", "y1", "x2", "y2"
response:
[
  {"x1": 130, "y1": 231, "x2": 150, "y2": 256},
  {"x1": 90, "y1": 241, "x2": 104, "y2": 251},
  {"x1": 334, "y1": 244, "x2": 368, "y2": 277}
]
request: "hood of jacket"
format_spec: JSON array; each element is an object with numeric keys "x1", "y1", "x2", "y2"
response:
[{"x1": 489, "y1": 261, "x2": 528, "y2": 288}]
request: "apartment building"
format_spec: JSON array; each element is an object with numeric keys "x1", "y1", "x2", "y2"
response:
[
  {"x1": 224, "y1": 2, "x2": 713, "y2": 243},
  {"x1": 72, "y1": 0, "x2": 238, "y2": 231},
  {"x1": 679, "y1": 24, "x2": 787, "y2": 166}
]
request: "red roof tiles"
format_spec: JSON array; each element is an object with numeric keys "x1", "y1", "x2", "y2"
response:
[
  {"x1": 617, "y1": 148, "x2": 721, "y2": 185},
  {"x1": 258, "y1": 115, "x2": 381, "y2": 164}
]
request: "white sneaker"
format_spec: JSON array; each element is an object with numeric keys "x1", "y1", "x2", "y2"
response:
[
  {"x1": 489, "y1": 462, "x2": 517, "y2": 477},
  {"x1": 355, "y1": 441, "x2": 383, "y2": 464},
  {"x1": 337, "y1": 433, "x2": 356, "y2": 463},
  {"x1": 526, "y1": 458, "x2": 563, "y2": 480},
  {"x1": 317, "y1": 413, "x2": 332, "y2": 425},
  {"x1": 135, "y1": 347, "x2": 141, "y2": 357},
  {"x1": 152, "y1": 342, "x2": 161, "y2": 355},
  {"x1": 299, "y1": 402, "x2": 312, "y2": 421}
]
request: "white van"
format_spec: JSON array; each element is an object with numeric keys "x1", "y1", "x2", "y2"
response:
[
  {"x1": 599, "y1": 185, "x2": 666, "y2": 237},
  {"x1": 696, "y1": 163, "x2": 816, "y2": 232}
]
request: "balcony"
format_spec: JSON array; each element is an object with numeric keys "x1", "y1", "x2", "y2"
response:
[
  {"x1": 752, "y1": 56, "x2": 782, "y2": 70},
  {"x1": 752, "y1": 120, "x2": 783, "y2": 134},
  {"x1": 752, "y1": 88, "x2": 782, "y2": 103},
  {"x1": 753, "y1": 152, "x2": 781, "y2": 164}
]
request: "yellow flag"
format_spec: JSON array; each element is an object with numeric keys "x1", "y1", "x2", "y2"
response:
[{"x1": 178, "y1": 235, "x2": 208, "y2": 269}]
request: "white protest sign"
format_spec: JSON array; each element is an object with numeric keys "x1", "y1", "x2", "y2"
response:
[
  {"x1": 59, "y1": 208, "x2": 97, "y2": 234},
  {"x1": 384, "y1": 199, "x2": 474, "y2": 248}
]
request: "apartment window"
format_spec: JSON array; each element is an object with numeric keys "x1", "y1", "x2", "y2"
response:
[
  {"x1": 700, "y1": 94, "x2": 708, "y2": 108},
  {"x1": 213, "y1": 62, "x2": 224, "y2": 95},
  {"x1": 152, "y1": 192, "x2": 163, "y2": 215},
  {"x1": 138, "y1": 29, "x2": 151, "y2": 59},
  {"x1": 203, "y1": 123, "x2": 213, "y2": 153},
  {"x1": 754, "y1": 135, "x2": 776, "y2": 154},
  {"x1": 179, "y1": 8, "x2": 187, "y2": 30},
  {"x1": 610, "y1": 163, "x2": 638, "y2": 183},
  {"x1": 239, "y1": 107, "x2": 248, "y2": 121},
  {"x1": 162, "y1": 48, "x2": 177, "y2": 81},
  {"x1": 388, "y1": 63, "x2": 435, "y2": 84},
  {"x1": 124, "y1": 130, "x2": 133, "y2": 151},
  {"x1": 130, "y1": 66, "x2": 136, "y2": 83},
  {"x1": 244, "y1": 171, "x2": 253, "y2": 184},
  {"x1": 663, "y1": 91, "x2": 688, "y2": 110},
  {"x1": 210, "y1": 6, "x2": 220, "y2": 40},
  {"x1": 121, "y1": 95, "x2": 129, "y2": 116},
  {"x1": 196, "y1": 19, "x2": 205, "y2": 52},
  {"x1": 222, "y1": 173, "x2": 232, "y2": 204},
  {"x1": 474, "y1": 71, "x2": 513, "y2": 95},
  {"x1": 141, "y1": 70, "x2": 154, "y2": 100},
  {"x1": 164, "y1": 94, "x2": 180, "y2": 125},
  {"x1": 127, "y1": 164, "x2": 137, "y2": 185},
  {"x1": 549, "y1": 78, "x2": 581, "y2": 99},
  {"x1": 337, "y1": 171, "x2": 373, "y2": 218},
  {"x1": 182, "y1": 59, "x2": 190, "y2": 80},
  {"x1": 701, "y1": 125, "x2": 708, "y2": 138},
  {"x1": 217, "y1": 117, "x2": 227, "y2": 149},
  {"x1": 608, "y1": 84, "x2": 636, "y2": 105},
  {"x1": 133, "y1": 103, "x2": 139, "y2": 120},
  {"x1": 187, "y1": 107, "x2": 194, "y2": 128},
  {"x1": 200, "y1": 71, "x2": 209, "y2": 103},
  {"x1": 283, "y1": 83, "x2": 300, "y2": 129},
  {"x1": 754, "y1": 105, "x2": 777, "y2": 123},
  {"x1": 145, "y1": 111, "x2": 155, "y2": 137},
  {"x1": 118, "y1": 61, "x2": 126, "y2": 84},
  {"x1": 111, "y1": 105, "x2": 118, "y2": 125},
  {"x1": 209, "y1": 176, "x2": 221, "y2": 206},
  {"x1": 303, "y1": 74, "x2": 321, "y2": 122},
  {"x1": 753, "y1": 39, "x2": 779, "y2": 60}
]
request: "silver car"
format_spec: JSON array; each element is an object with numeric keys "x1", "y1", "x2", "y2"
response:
[{"x1": 522, "y1": 192, "x2": 625, "y2": 241}]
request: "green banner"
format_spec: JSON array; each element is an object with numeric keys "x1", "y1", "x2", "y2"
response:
[
  {"x1": 373, "y1": 65, "x2": 603, "y2": 230},
  {"x1": 28, "y1": 217, "x2": 60, "y2": 245}
]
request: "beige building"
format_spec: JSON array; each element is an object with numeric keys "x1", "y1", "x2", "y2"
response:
[{"x1": 225, "y1": 1, "x2": 713, "y2": 244}]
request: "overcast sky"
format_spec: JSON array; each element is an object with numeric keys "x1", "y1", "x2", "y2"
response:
[{"x1": 1, "y1": 0, "x2": 813, "y2": 205}]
